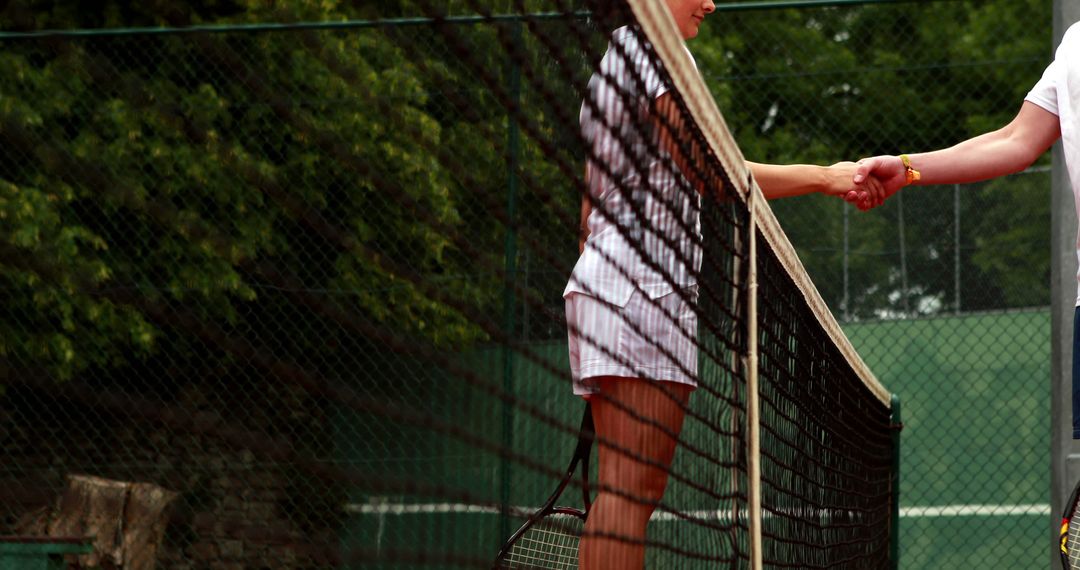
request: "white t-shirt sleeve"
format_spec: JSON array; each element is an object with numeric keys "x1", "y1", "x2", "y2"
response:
[
  {"x1": 1026, "y1": 58, "x2": 1060, "y2": 116},
  {"x1": 609, "y1": 27, "x2": 670, "y2": 102},
  {"x1": 1022, "y1": 21, "x2": 1080, "y2": 117}
]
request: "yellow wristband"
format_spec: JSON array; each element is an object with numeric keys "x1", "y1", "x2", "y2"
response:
[{"x1": 900, "y1": 154, "x2": 921, "y2": 186}]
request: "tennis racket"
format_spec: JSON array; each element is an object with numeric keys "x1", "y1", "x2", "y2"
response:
[
  {"x1": 1062, "y1": 479, "x2": 1080, "y2": 568},
  {"x1": 493, "y1": 403, "x2": 594, "y2": 569}
]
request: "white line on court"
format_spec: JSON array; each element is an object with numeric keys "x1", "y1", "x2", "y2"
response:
[
  {"x1": 899, "y1": 504, "x2": 1049, "y2": 517},
  {"x1": 345, "y1": 502, "x2": 1053, "y2": 519}
]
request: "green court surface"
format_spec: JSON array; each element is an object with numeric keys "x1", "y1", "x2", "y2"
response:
[
  {"x1": 845, "y1": 309, "x2": 1050, "y2": 569},
  {"x1": 342, "y1": 310, "x2": 1050, "y2": 568},
  {"x1": 340, "y1": 340, "x2": 742, "y2": 566}
]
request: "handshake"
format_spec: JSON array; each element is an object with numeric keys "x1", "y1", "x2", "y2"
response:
[{"x1": 826, "y1": 155, "x2": 913, "y2": 212}]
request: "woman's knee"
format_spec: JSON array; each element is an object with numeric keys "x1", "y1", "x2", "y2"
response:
[
  {"x1": 630, "y1": 468, "x2": 671, "y2": 505},
  {"x1": 603, "y1": 463, "x2": 670, "y2": 508},
  {"x1": 594, "y1": 490, "x2": 657, "y2": 527}
]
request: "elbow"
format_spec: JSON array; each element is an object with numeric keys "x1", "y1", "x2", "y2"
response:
[
  {"x1": 998, "y1": 121, "x2": 1054, "y2": 174},
  {"x1": 1012, "y1": 144, "x2": 1046, "y2": 174},
  {"x1": 1005, "y1": 131, "x2": 1045, "y2": 171},
  {"x1": 1020, "y1": 156, "x2": 1042, "y2": 173}
]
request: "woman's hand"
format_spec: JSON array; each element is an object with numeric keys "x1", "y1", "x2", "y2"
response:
[{"x1": 824, "y1": 161, "x2": 888, "y2": 209}]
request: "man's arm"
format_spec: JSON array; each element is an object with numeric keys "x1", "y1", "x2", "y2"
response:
[{"x1": 851, "y1": 102, "x2": 1062, "y2": 209}]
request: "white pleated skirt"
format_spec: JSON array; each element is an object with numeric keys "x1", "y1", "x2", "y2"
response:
[{"x1": 565, "y1": 286, "x2": 699, "y2": 396}]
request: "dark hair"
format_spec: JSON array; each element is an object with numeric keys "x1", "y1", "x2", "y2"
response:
[{"x1": 585, "y1": 0, "x2": 631, "y2": 34}]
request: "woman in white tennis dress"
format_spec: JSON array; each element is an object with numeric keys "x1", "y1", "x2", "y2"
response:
[{"x1": 567, "y1": 0, "x2": 882, "y2": 566}]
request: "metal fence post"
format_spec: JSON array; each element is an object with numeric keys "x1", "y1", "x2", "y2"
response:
[
  {"x1": 500, "y1": 18, "x2": 523, "y2": 544},
  {"x1": 891, "y1": 394, "x2": 902, "y2": 570},
  {"x1": 954, "y1": 184, "x2": 961, "y2": 313},
  {"x1": 1053, "y1": 3, "x2": 1080, "y2": 568}
]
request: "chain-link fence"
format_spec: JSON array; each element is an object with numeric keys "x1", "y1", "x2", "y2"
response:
[
  {"x1": 732, "y1": 2, "x2": 1052, "y2": 568},
  {"x1": 611, "y1": 0, "x2": 1046, "y2": 566},
  {"x1": 0, "y1": 0, "x2": 1053, "y2": 568}
]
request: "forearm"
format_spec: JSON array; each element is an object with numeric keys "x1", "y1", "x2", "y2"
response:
[
  {"x1": 906, "y1": 131, "x2": 1043, "y2": 186},
  {"x1": 904, "y1": 102, "x2": 1060, "y2": 186},
  {"x1": 747, "y1": 162, "x2": 833, "y2": 199}
]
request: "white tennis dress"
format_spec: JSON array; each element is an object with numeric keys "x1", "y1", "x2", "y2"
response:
[{"x1": 564, "y1": 26, "x2": 702, "y2": 396}]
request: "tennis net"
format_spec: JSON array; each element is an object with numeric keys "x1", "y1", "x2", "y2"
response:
[{"x1": 342, "y1": 1, "x2": 897, "y2": 568}]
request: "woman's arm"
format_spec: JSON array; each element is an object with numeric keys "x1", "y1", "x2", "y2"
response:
[
  {"x1": 579, "y1": 164, "x2": 592, "y2": 255},
  {"x1": 653, "y1": 92, "x2": 708, "y2": 194},
  {"x1": 747, "y1": 161, "x2": 868, "y2": 199},
  {"x1": 653, "y1": 93, "x2": 871, "y2": 199}
]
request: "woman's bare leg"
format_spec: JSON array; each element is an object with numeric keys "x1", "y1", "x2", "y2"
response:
[{"x1": 579, "y1": 376, "x2": 692, "y2": 569}]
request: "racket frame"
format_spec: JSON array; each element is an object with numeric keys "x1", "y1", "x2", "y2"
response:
[
  {"x1": 1062, "y1": 479, "x2": 1080, "y2": 568},
  {"x1": 493, "y1": 403, "x2": 595, "y2": 567}
]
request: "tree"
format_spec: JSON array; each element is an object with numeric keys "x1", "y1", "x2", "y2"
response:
[
  {"x1": 691, "y1": 0, "x2": 1050, "y2": 318},
  {"x1": 0, "y1": 1, "x2": 509, "y2": 383}
]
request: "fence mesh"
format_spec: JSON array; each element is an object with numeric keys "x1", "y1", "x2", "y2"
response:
[{"x1": 0, "y1": 0, "x2": 1053, "y2": 568}]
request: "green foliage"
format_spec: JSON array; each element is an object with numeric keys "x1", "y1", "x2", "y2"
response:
[
  {"x1": 968, "y1": 174, "x2": 1051, "y2": 308},
  {"x1": 0, "y1": 0, "x2": 1056, "y2": 382},
  {"x1": 0, "y1": 2, "x2": 504, "y2": 382}
]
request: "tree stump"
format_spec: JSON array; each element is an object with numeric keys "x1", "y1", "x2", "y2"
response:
[
  {"x1": 41, "y1": 475, "x2": 178, "y2": 570},
  {"x1": 121, "y1": 482, "x2": 178, "y2": 570}
]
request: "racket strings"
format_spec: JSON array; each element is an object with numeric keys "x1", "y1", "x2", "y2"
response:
[{"x1": 501, "y1": 515, "x2": 584, "y2": 569}]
